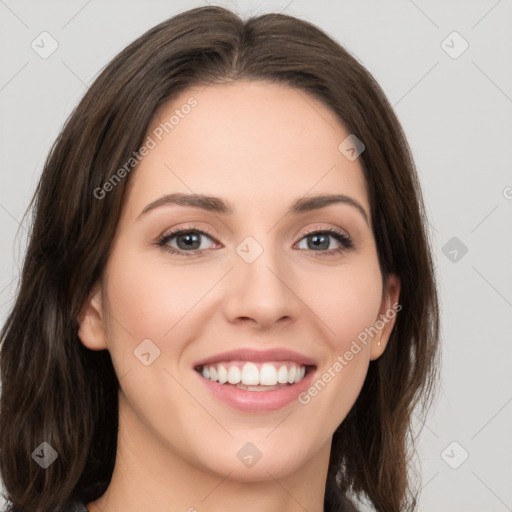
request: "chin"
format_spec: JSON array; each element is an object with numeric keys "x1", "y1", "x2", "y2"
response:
[{"x1": 190, "y1": 435, "x2": 317, "y2": 482}]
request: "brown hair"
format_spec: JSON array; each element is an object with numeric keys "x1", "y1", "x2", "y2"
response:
[{"x1": 0, "y1": 6, "x2": 439, "y2": 512}]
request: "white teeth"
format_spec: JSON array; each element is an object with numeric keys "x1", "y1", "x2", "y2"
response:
[
  {"x1": 277, "y1": 365, "x2": 288, "y2": 384},
  {"x1": 227, "y1": 365, "x2": 241, "y2": 384},
  {"x1": 241, "y1": 362, "x2": 260, "y2": 385},
  {"x1": 259, "y1": 363, "x2": 277, "y2": 385},
  {"x1": 200, "y1": 361, "x2": 309, "y2": 387},
  {"x1": 217, "y1": 364, "x2": 228, "y2": 384}
]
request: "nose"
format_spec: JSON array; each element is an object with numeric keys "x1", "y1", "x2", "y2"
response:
[{"x1": 223, "y1": 240, "x2": 302, "y2": 330}]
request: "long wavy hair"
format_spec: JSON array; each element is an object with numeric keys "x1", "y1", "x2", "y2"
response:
[{"x1": 0, "y1": 6, "x2": 440, "y2": 512}]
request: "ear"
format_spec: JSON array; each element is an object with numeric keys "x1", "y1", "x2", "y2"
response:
[
  {"x1": 370, "y1": 273, "x2": 401, "y2": 360},
  {"x1": 77, "y1": 282, "x2": 108, "y2": 350}
]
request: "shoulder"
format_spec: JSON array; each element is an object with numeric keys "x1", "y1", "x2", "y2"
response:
[{"x1": 61, "y1": 502, "x2": 89, "y2": 512}]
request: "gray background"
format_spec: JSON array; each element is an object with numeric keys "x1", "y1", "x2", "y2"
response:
[{"x1": 1, "y1": 1, "x2": 511, "y2": 511}]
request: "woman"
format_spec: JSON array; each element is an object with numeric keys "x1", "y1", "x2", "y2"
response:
[{"x1": 0, "y1": 6, "x2": 439, "y2": 512}]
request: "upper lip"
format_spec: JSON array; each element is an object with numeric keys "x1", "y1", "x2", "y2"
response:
[{"x1": 193, "y1": 348, "x2": 317, "y2": 369}]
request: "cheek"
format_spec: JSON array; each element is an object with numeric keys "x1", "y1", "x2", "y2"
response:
[
  {"x1": 297, "y1": 258, "x2": 383, "y2": 421},
  {"x1": 104, "y1": 248, "x2": 215, "y2": 341},
  {"x1": 307, "y1": 257, "x2": 383, "y2": 353},
  {"x1": 101, "y1": 248, "x2": 213, "y2": 380}
]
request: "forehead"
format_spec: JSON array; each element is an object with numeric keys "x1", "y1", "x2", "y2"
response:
[{"x1": 125, "y1": 80, "x2": 369, "y2": 217}]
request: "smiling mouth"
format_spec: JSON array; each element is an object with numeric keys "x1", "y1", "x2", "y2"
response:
[{"x1": 194, "y1": 361, "x2": 315, "y2": 392}]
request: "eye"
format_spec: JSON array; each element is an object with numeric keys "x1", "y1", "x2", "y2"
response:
[
  {"x1": 295, "y1": 229, "x2": 353, "y2": 255},
  {"x1": 156, "y1": 226, "x2": 353, "y2": 257},
  {"x1": 157, "y1": 228, "x2": 218, "y2": 255}
]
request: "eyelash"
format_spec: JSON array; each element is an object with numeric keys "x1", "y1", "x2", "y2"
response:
[{"x1": 156, "y1": 225, "x2": 353, "y2": 257}]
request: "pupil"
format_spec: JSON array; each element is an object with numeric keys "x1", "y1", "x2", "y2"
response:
[
  {"x1": 178, "y1": 233, "x2": 200, "y2": 250},
  {"x1": 310, "y1": 234, "x2": 328, "y2": 250}
]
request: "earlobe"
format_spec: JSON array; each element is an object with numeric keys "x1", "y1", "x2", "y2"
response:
[
  {"x1": 77, "y1": 284, "x2": 108, "y2": 351},
  {"x1": 370, "y1": 273, "x2": 401, "y2": 360}
]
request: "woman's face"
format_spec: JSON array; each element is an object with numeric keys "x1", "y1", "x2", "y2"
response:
[{"x1": 79, "y1": 80, "x2": 399, "y2": 482}]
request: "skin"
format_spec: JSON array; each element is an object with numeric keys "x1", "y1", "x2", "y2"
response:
[{"x1": 78, "y1": 80, "x2": 400, "y2": 512}]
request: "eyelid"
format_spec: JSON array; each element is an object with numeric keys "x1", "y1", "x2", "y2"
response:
[
  {"x1": 159, "y1": 223, "x2": 218, "y2": 241},
  {"x1": 298, "y1": 224, "x2": 350, "y2": 240}
]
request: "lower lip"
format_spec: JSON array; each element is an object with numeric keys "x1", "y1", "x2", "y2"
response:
[{"x1": 195, "y1": 367, "x2": 316, "y2": 412}]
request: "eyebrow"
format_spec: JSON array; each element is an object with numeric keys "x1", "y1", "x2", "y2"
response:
[{"x1": 137, "y1": 192, "x2": 369, "y2": 225}]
